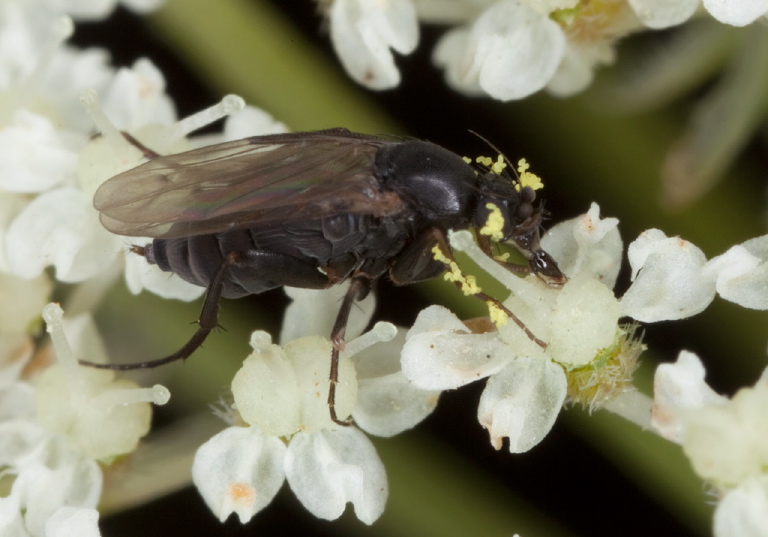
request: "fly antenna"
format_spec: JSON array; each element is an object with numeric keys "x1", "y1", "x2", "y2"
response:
[{"x1": 467, "y1": 130, "x2": 519, "y2": 180}]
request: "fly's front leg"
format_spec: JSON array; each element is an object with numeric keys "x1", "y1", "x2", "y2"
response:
[
  {"x1": 475, "y1": 233, "x2": 531, "y2": 276},
  {"x1": 430, "y1": 228, "x2": 548, "y2": 350}
]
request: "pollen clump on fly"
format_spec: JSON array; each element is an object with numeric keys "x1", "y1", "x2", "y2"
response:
[
  {"x1": 475, "y1": 154, "x2": 507, "y2": 175},
  {"x1": 479, "y1": 202, "x2": 505, "y2": 241},
  {"x1": 516, "y1": 158, "x2": 544, "y2": 192},
  {"x1": 431, "y1": 245, "x2": 481, "y2": 296}
]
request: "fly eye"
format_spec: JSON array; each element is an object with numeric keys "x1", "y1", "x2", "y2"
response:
[{"x1": 515, "y1": 202, "x2": 533, "y2": 221}]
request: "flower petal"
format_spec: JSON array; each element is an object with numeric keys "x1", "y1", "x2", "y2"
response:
[
  {"x1": 541, "y1": 203, "x2": 623, "y2": 287},
  {"x1": 705, "y1": 235, "x2": 768, "y2": 310},
  {"x1": 651, "y1": 350, "x2": 727, "y2": 443},
  {"x1": 192, "y1": 426, "x2": 286, "y2": 524},
  {"x1": 621, "y1": 229, "x2": 714, "y2": 321},
  {"x1": 281, "y1": 283, "x2": 375, "y2": 344},
  {"x1": 352, "y1": 328, "x2": 439, "y2": 436},
  {"x1": 402, "y1": 306, "x2": 516, "y2": 390},
  {"x1": 704, "y1": 0, "x2": 768, "y2": 26},
  {"x1": 472, "y1": 1, "x2": 565, "y2": 100},
  {"x1": 45, "y1": 507, "x2": 101, "y2": 537},
  {"x1": 329, "y1": 0, "x2": 418, "y2": 89},
  {"x1": 478, "y1": 356, "x2": 567, "y2": 453},
  {"x1": 714, "y1": 476, "x2": 768, "y2": 537},
  {"x1": 5, "y1": 188, "x2": 119, "y2": 282},
  {"x1": 628, "y1": 0, "x2": 698, "y2": 28},
  {"x1": 285, "y1": 428, "x2": 387, "y2": 524}
]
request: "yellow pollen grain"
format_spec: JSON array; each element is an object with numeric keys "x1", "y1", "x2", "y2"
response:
[
  {"x1": 491, "y1": 155, "x2": 507, "y2": 175},
  {"x1": 462, "y1": 156, "x2": 472, "y2": 164},
  {"x1": 515, "y1": 158, "x2": 544, "y2": 192},
  {"x1": 479, "y1": 203, "x2": 505, "y2": 241},
  {"x1": 432, "y1": 245, "x2": 481, "y2": 296},
  {"x1": 476, "y1": 155, "x2": 492, "y2": 167},
  {"x1": 487, "y1": 301, "x2": 509, "y2": 327}
]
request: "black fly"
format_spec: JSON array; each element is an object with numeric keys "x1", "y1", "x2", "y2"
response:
[{"x1": 81, "y1": 128, "x2": 566, "y2": 425}]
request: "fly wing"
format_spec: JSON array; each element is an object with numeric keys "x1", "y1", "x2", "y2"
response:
[{"x1": 94, "y1": 130, "x2": 406, "y2": 239}]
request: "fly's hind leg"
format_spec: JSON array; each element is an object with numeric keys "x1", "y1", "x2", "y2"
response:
[
  {"x1": 79, "y1": 250, "x2": 334, "y2": 370},
  {"x1": 80, "y1": 251, "x2": 242, "y2": 370}
]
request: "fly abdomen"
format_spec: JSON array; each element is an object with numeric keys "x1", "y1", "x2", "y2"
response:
[{"x1": 144, "y1": 233, "x2": 253, "y2": 298}]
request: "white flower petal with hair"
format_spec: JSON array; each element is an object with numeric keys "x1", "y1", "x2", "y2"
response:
[
  {"x1": 478, "y1": 355, "x2": 567, "y2": 452},
  {"x1": 352, "y1": 329, "x2": 440, "y2": 437},
  {"x1": 329, "y1": 0, "x2": 418, "y2": 89},
  {"x1": 628, "y1": 0, "x2": 699, "y2": 29},
  {"x1": 45, "y1": 507, "x2": 102, "y2": 537},
  {"x1": 5, "y1": 187, "x2": 118, "y2": 282},
  {"x1": 703, "y1": 0, "x2": 768, "y2": 26},
  {"x1": 652, "y1": 351, "x2": 768, "y2": 536},
  {"x1": 434, "y1": 0, "x2": 565, "y2": 100},
  {"x1": 402, "y1": 305, "x2": 517, "y2": 390},
  {"x1": 285, "y1": 427, "x2": 387, "y2": 525},
  {"x1": 704, "y1": 235, "x2": 768, "y2": 310},
  {"x1": 621, "y1": 229, "x2": 714, "y2": 321},
  {"x1": 192, "y1": 426, "x2": 287, "y2": 524},
  {"x1": 714, "y1": 476, "x2": 768, "y2": 537},
  {"x1": 651, "y1": 350, "x2": 728, "y2": 443}
]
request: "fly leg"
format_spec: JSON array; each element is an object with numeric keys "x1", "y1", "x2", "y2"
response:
[
  {"x1": 394, "y1": 228, "x2": 548, "y2": 350},
  {"x1": 475, "y1": 233, "x2": 531, "y2": 275},
  {"x1": 79, "y1": 251, "x2": 239, "y2": 370},
  {"x1": 328, "y1": 276, "x2": 370, "y2": 426}
]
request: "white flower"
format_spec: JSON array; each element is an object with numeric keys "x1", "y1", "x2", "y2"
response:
[
  {"x1": 0, "y1": 303, "x2": 169, "y2": 536},
  {"x1": 193, "y1": 283, "x2": 439, "y2": 524},
  {"x1": 328, "y1": 0, "x2": 419, "y2": 90},
  {"x1": 433, "y1": 1, "x2": 566, "y2": 100},
  {"x1": 652, "y1": 351, "x2": 768, "y2": 537},
  {"x1": 402, "y1": 203, "x2": 642, "y2": 452},
  {"x1": 621, "y1": 230, "x2": 768, "y2": 321},
  {"x1": 401, "y1": 196, "x2": 768, "y2": 452},
  {"x1": 427, "y1": 0, "x2": 649, "y2": 99}
]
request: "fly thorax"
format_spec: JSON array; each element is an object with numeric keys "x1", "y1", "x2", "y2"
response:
[{"x1": 373, "y1": 141, "x2": 477, "y2": 225}]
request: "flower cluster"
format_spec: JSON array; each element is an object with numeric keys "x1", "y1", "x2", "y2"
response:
[
  {"x1": 401, "y1": 203, "x2": 768, "y2": 452},
  {"x1": 323, "y1": 0, "x2": 768, "y2": 99},
  {"x1": 652, "y1": 351, "x2": 768, "y2": 537},
  {"x1": 192, "y1": 284, "x2": 440, "y2": 524},
  {"x1": 0, "y1": 303, "x2": 169, "y2": 536}
]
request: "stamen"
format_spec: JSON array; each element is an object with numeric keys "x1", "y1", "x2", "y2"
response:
[
  {"x1": 343, "y1": 321, "x2": 397, "y2": 357},
  {"x1": 164, "y1": 94, "x2": 246, "y2": 143},
  {"x1": 91, "y1": 384, "x2": 171, "y2": 408},
  {"x1": 80, "y1": 89, "x2": 128, "y2": 150},
  {"x1": 42, "y1": 303, "x2": 77, "y2": 370}
]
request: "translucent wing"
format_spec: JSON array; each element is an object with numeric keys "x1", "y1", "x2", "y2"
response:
[{"x1": 94, "y1": 129, "x2": 406, "y2": 239}]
